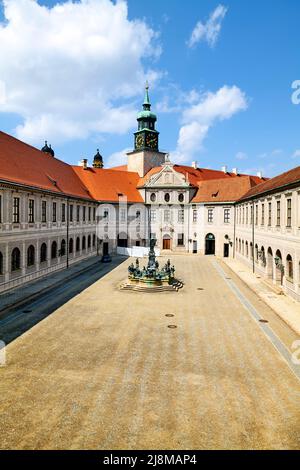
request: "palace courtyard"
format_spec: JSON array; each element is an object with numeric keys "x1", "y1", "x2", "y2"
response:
[{"x1": 0, "y1": 255, "x2": 299, "y2": 450}]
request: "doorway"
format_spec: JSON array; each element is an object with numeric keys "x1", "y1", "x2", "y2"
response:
[
  {"x1": 223, "y1": 243, "x2": 229, "y2": 258},
  {"x1": 163, "y1": 235, "x2": 171, "y2": 250},
  {"x1": 205, "y1": 233, "x2": 215, "y2": 255}
]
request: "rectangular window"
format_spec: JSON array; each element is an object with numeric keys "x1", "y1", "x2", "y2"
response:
[
  {"x1": 224, "y1": 208, "x2": 230, "y2": 224},
  {"x1": 276, "y1": 201, "x2": 280, "y2": 226},
  {"x1": 136, "y1": 210, "x2": 141, "y2": 220},
  {"x1": 268, "y1": 202, "x2": 272, "y2": 226},
  {"x1": 178, "y1": 209, "x2": 184, "y2": 223},
  {"x1": 193, "y1": 209, "x2": 198, "y2": 223},
  {"x1": 52, "y1": 202, "x2": 57, "y2": 222},
  {"x1": 261, "y1": 203, "x2": 264, "y2": 225},
  {"x1": 42, "y1": 200, "x2": 47, "y2": 223},
  {"x1": 104, "y1": 210, "x2": 109, "y2": 220},
  {"x1": 77, "y1": 205, "x2": 80, "y2": 222},
  {"x1": 246, "y1": 206, "x2": 248, "y2": 225},
  {"x1": 120, "y1": 208, "x2": 126, "y2": 223},
  {"x1": 177, "y1": 233, "x2": 184, "y2": 246},
  {"x1": 13, "y1": 197, "x2": 20, "y2": 223},
  {"x1": 83, "y1": 206, "x2": 86, "y2": 222},
  {"x1": 255, "y1": 204, "x2": 258, "y2": 225},
  {"x1": 93, "y1": 207, "x2": 96, "y2": 221},
  {"x1": 287, "y1": 198, "x2": 292, "y2": 227},
  {"x1": 69, "y1": 204, "x2": 73, "y2": 222},
  {"x1": 164, "y1": 210, "x2": 171, "y2": 222},
  {"x1": 62, "y1": 203, "x2": 66, "y2": 223},
  {"x1": 250, "y1": 205, "x2": 253, "y2": 224},
  {"x1": 88, "y1": 207, "x2": 91, "y2": 221},
  {"x1": 207, "y1": 208, "x2": 213, "y2": 223},
  {"x1": 150, "y1": 209, "x2": 156, "y2": 222},
  {"x1": 28, "y1": 199, "x2": 34, "y2": 223}
]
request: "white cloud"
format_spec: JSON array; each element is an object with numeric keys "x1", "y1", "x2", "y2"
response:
[
  {"x1": 236, "y1": 151, "x2": 248, "y2": 160},
  {"x1": 170, "y1": 85, "x2": 247, "y2": 162},
  {"x1": 292, "y1": 149, "x2": 300, "y2": 159},
  {"x1": 187, "y1": 4, "x2": 228, "y2": 48},
  {"x1": 106, "y1": 148, "x2": 130, "y2": 168},
  {"x1": 0, "y1": 0, "x2": 161, "y2": 144},
  {"x1": 0, "y1": 80, "x2": 6, "y2": 105}
]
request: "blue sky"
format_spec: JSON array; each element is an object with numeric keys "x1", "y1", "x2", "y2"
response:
[{"x1": 0, "y1": 0, "x2": 300, "y2": 177}]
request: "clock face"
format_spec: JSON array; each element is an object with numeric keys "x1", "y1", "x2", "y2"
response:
[
  {"x1": 145, "y1": 133, "x2": 158, "y2": 149},
  {"x1": 135, "y1": 134, "x2": 144, "y2": 149}
]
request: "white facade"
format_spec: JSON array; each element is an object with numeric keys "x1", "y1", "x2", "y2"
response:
[
  {"x1": 0, "y1": 184, "x2": 98, "y2": 292},
  {"x1": 235, "y1": 186, "x2": 300, "y2": 301}
]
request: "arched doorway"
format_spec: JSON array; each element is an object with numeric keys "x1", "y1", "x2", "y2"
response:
[
  {"x1": 267, "y1": 247, "x2": 273, "y2": 280},
  {"x1": 205, "y1": 233, "x2": 215, "y2": 255},
  {"x1": 163, "y1": 234, "x2": 172, "y2": 250},
  {"x1": 275, "y1": 249, "x2": 283, "y2": 286}
]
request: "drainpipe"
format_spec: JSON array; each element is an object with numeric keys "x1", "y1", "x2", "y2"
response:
[
  {"x1": 66, "y1": 198, "x2": 69, "y2": 269},
  {"x1": 233, "y1": 204, "x2": 236, "y2": 258},
  {"x1": 252, "y1": 200, "x2": 255, "y2": 274}
]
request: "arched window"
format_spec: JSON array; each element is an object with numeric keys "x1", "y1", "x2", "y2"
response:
[
  {"x1": 88, "y1": 235, "x2": 91, "y2": 248},
  {"x1": 76, "y1": 237, "x2": 80, "y2": 252},
  {"x1": 82, "y1": 236, "x2": 86, "y2": 250},
  {"x1": 51, "y1": 241, "x2": 57, "y2": 259},
  {"x1": 69, "y1": 238, "x2": 73, "y2": 254},
  {"x1": 11, "y1": 247, "x2": 21, "y2": 271},
  {"x1": 40, "y1": 243, "x2": 47, "y2": 263},
  {"x1": 250, "y1": 242, "x2": 253, "y2": 259},
  {"x1": 27, "y1": 245, "x2": 35, "y2": 267},
  {"x1": 255, "y1": 244, "x2": 259, "y2": 261},
  {"x1": 287, "y1": 255, "x2": 293, "y2": 281},
  {"x1": 0, "y1": 251, "x2": 3, "y2": 275},
  {"x1": 92, "y1": 234, "x2": 96, "y2": 247},
  {"x1": 61, "y1": 239, "x2": 66, "y2": 257}
]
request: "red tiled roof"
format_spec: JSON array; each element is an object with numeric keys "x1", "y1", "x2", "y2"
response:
[
  {"x1": 137, "y1": 164, "x2": 266, "y2": 194},
  {"x1": 0, "y1": 130, "x2": 268, "y2": 204},
  {"x1": 72, "y1": 166, "x2": 143, "y2": 203},
  {"x1": 110, "y1": 165, "x2": 128, "y2": 171},
  {"x1": 0, "y1": 131, "x2": 92, "y2": 200},
  {"x1": 239, "y1": 166, "x2": 300, "y2": 201},
  {"x1": 192, "y1": 176, "x2": 261, "y2": 203}
]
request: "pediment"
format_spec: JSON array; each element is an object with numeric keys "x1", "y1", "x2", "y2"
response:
[{"x1": 145, "y1": 165, "x2": 190, "y2": 188}]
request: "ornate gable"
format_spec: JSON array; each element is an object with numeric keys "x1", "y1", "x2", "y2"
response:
[{"x1": 144, "y1": 164, "x2": 190, "y2": 188}]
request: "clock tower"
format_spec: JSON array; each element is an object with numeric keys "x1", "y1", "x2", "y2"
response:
[
  {"x1": 134, "y1": 82, "x2": 159, "y2": 151},
  {"x1": 127, "y1": 83, "x2": 167, "y2": 177}
]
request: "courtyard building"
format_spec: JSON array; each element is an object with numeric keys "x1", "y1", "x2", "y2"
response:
[
  {"x1": 235, "y1": 167, "x2": 300, "y2": 302},
  {"x1": 0, "y1": 85, "x2": 299, "y2": 304}
]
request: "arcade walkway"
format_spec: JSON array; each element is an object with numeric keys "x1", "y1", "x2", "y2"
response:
[{"x1": 0, "y1": 255, "x2": 299, "y2": 449}]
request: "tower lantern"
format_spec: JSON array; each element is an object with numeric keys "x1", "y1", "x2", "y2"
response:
[{"x1": 134, "y1": 82, "x2": 159, "y2": 152}]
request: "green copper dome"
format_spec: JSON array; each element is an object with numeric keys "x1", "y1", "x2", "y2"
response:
[
  {"x1": 137, "y1": 82, "x2": 157, "y2": 122},
  {"x1": 137, "y1": 110, "x2": 157, "y2": 121}
]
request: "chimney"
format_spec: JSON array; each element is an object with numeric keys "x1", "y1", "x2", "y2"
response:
[
  {"x1": 79, "y1": 159, "x2": 88, "y2": 170},
  {"x1": 257, "y1": 170, "x2": 263, "y2": 178},
  {"x1": 222, "y1": 165, "x2": 228, "y2": 174},
  {"x1": 232, "y1": 167, "x2": 238, "y2": 175},
  {"x1": 192, "y1": 161, "x2": 197, "y2": 169}
]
